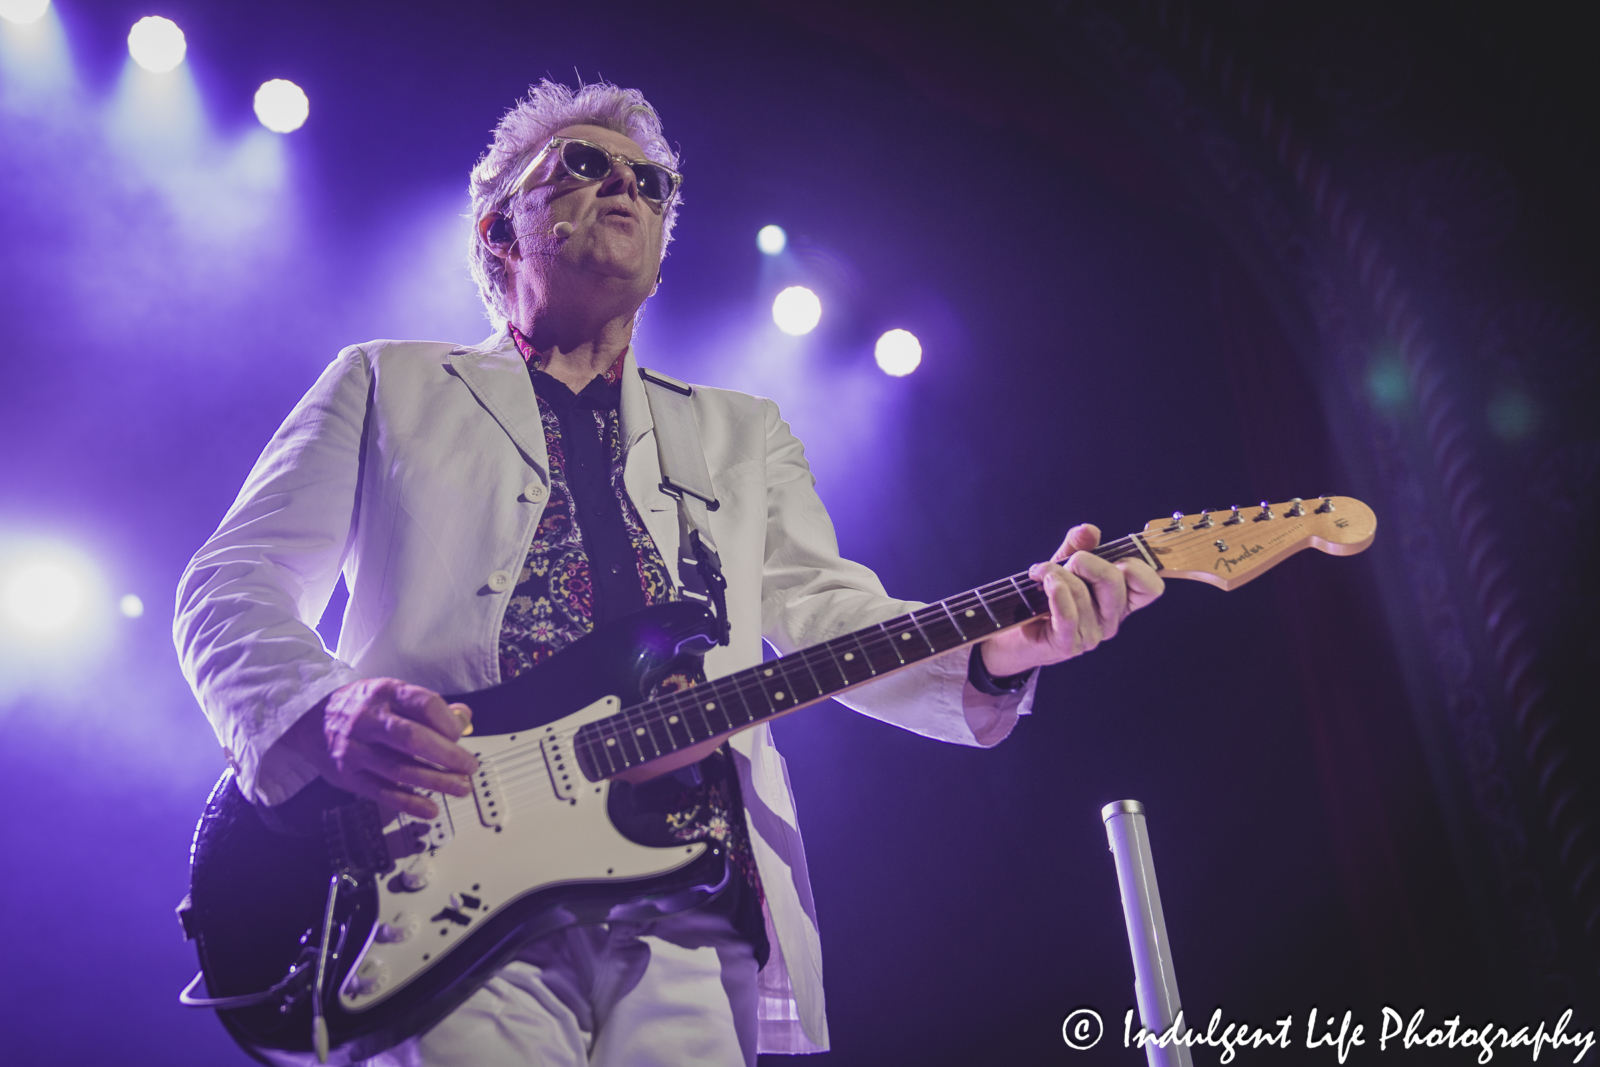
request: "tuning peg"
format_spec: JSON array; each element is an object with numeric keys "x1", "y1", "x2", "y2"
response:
[
  {"x1": 1286, "y1": 497, "x2": 1304, "y2": 517},
  {"x1": 1315, "y1": 495, "x2": 1336, "y2": 513},
  {"x1": 1164, "y1": 510, "x2": 1185, "y2": 532},
  {"x1": 1257, "y1": 500, "x2": 1275, "y2": 520},
  {"x1": 1194, "y1": 509, "x2": 1214, "y2": 529},
  {"x1": 1225, "y1": 505, "x2": 1243, "y2": 525}
]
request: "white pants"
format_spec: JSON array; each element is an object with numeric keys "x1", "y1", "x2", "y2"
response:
[{"x1": 366, "y1": 908, "x2": 760, "y2": 1067}]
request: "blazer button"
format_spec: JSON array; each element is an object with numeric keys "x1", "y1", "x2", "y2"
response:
[
  {"x1": 487, "y1": 570, "x2": 512, "y2": 592},
  {"x1": 523, "y1": 482, "x2": 546, "y2": 503}
]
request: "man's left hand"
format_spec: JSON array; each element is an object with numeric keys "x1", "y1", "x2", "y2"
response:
[{"x1": 977, "y1": 523, "x2": 1164, "y2": 678}]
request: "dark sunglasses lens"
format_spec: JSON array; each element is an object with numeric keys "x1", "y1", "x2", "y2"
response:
[
  {"x1": 561, "y1": 142, "x2": 613, "y2": 180},
  {"x1": 631, "y1": 164, "x2": 674, "y2": 202}
]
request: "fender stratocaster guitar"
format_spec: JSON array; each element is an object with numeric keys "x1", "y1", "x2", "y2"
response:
[{"x1": 178, "y1": 496, "x2": 1375, "y2": 1065}]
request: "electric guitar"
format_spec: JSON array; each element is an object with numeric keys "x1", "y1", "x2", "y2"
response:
[{"x1": 178, "y1": 496, "x2": 1376, "y2": 1064}]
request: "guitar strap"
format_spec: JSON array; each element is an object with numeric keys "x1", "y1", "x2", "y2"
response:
[{"x1": 638, "y1": 367, "x2": 731, "y2": 646}]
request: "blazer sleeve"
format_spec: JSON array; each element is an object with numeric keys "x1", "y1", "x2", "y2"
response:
[
  {"x1": 172, "y1": 346, "x2": 370, "y2": 805},
  {"x1": 756, "y1": 400, "x2": 1036, "y2": 748}
]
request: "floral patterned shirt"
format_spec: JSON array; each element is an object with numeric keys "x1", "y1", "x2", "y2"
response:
[{"x1": 499, "y1": 326, "x2": 766, "y2": 958}]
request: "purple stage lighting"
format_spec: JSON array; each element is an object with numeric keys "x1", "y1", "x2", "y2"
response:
[
  {"x1": 757, "y1": 224, "x2": 787, "y2": 255},
  {"x1": 772, "y1": 285, "x2": 821, "y2": 335},
  {"x1": 874, "y1": 329, "x2": 922, "y2": 376},
  {"x1": 1, "y1": 548, "x2": 98, "y2": 636},
  {"x1": 127, "y1": 16, "x2": 185, "y2": 73},
  {"x1": 0, "y1": 0, "x2": 49, "y2": 25},
  {"x1": 254, "y1": 78, "x2": 309, "y2": 133}
]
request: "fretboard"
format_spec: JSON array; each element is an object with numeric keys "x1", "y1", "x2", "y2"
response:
[{"x1": 571, "y1": 536, "x2": 1156, "y2": 781}]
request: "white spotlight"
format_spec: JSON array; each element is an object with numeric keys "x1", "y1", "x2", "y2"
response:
[
  {"x1": 757, "y1": 224, "x2": 787, "y2": 255},
  {"x1": 127, "y1": 16, "x2": 186, "y2": 73},
  {"x1": 0, "y1": 0, "x2": 50, "y2": 26},
  {"x1": 253, "y1": 78, "x2": 309, "y2": 133},
  {"x1": 119, "y1": 594, "x2": 146, "y2": 618},
  {"x1": 874, "y1": 329, "x2": 923, "y2": 376},
  {"x1": 772, "y1": 286, "x2": 821, "y2": 336},
  {"x1": 3, "y1": 555, "x2": 91, "y2": 634}
]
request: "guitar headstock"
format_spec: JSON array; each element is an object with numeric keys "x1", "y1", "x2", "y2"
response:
[{"x1": 1138, "y1": 496, "x2": 1376, "y2": 591}]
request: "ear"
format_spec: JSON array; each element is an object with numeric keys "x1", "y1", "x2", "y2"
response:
[{"x1": 479, "y1": 213, "x2": 516, "y2": 259}]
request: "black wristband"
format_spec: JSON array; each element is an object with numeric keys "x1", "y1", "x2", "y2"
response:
[{"x1": 967, "y1": 644, "x2": 1036, "y2": 695}]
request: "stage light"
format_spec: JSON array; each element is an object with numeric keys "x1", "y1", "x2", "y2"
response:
[
  {"x1": 757, "y1": 224, "x2": 787, "y2": 255},
  {"x1": 3, "y1": 553, "x2": 91, "y2": 634},
  {"x1": 0, "y1": 0, "x2": 49, "y2": 25},
  {"x1": 127, "y1": 16, "x2": 185, "y2": 73},
  {"x1": 772, "y1": 286, "x2": 821, "y2": 336},
  {"x1": 119, "y1": 594, "x2": 145, "y2": 618},
  {"x1": 254, "y1": 78, "x2": 309, "y2": 133},
  {"x1": 874, "y1": 329, "x2": 922, "y2": 376}
]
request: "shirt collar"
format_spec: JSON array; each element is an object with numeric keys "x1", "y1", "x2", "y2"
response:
[{"x1": 508, "y1": 323, "x2": 628, "y2": 387}]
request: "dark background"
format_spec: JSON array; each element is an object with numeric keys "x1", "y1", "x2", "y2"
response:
[{"x1": 2, "y1": 1, "x2": 1596, "y2": 1063}]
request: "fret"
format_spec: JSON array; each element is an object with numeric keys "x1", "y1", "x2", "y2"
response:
[
  {"x1": 747, "y1": 665, "x2": 796, "y2": 715},
  {"x1": 658, "y1": 695, "x2": 697, "y2": 749},
  {"x1": 718, "y1": 672, "x2": 759, "y2": 729},
  {"x1": 974, "y1": 584, "x2": 1005, "y2": 629},
  {"x1": 906, "y1": 609, "x2": 940, "y2": 655},
  {"x1": 622, "y1": 708, "x2": 652, "y2": 766},
  {"x1": 938, "y1": 599, "x2": 969, "y2": 642},
  {"x1": 787, "y1": 651, "x2": 827, "y2": 703},
  {"x1": 913, "y1": 603, "x2": 964, "y2": 652},
  {"x1": 878, "y1": 621, "x2": 908, "y2": 667},
  {"x1": 847, "y1": 630, "x2": 879, "y2": 677},
  {"x1": 812, "y1": 639, "x2": 855, "y2": 692}
]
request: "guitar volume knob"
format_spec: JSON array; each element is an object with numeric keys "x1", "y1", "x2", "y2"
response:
[
  {"x1": 400, "y1": 857, "x2": 434, "y2": 891},
  {"x1": 345, "y1": 956, "x2": 389, "y2": 997},
  {"x1": 376, "y1": 912, "x2": 419, "y2": 943}
]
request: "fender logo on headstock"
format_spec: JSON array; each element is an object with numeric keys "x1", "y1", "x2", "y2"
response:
[{"x1": 1215, "y1": 543, "x2": 1265, "y2": 574}]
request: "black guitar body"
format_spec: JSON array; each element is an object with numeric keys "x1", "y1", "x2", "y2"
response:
[{"x1": 183, "y1": 600, "x2": 727, "y2": 1065}]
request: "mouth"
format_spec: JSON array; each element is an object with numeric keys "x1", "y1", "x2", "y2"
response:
[{"x1": 600, "y1": 207, "x2": 636, "y2": 223}]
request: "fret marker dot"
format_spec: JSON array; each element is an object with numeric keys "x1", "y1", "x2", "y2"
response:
[
  {"x1": 901, "y1": 632, "x2": 912, "y2": 641},
  {"x1": 843, "y1": 653, "x2": 854, "y2": 661},
  {"x1": 965, "y1": 609, "x2": 976, "y2": 617},
  {"x1": 635, "y1": 728, "x2": 646, "y2": 736},
  {"x1": 705, "y1": 702, "x2": 716, "y2": 711},
  {"x1": 764, "y1": 669, "x2": 773, "y2": 677},
  {"x1": 668, "y1": 715, "x2": 679, "y2": 724},
  {"x1": 774, "y1": 691, "x2": 785, "y2": 701},
  {"x1": 606, "y1": 738, "x2": 616, "y2": 747}
]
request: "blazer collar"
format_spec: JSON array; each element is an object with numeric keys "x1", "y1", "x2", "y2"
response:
[{"x1": 447, "y1": 331, "x2": 549, "y2": 475}]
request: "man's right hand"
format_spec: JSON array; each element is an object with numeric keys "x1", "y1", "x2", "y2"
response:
[{"x1": 280, "y1": 678, "x2": 477, "y2": 819}]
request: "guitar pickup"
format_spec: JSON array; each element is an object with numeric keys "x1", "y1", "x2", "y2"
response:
[
  {"x1": 541, "y1": 734, "x2": 579, "y2": 802},
  {"x1": 472, "y1": 760, "x2": 507, "y2": 830}
]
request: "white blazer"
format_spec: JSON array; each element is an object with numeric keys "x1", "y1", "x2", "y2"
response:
[{"x1": 173, "y1": 332, "x2": 1036, "y2": 1053}]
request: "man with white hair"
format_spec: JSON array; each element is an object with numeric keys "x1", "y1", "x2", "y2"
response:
[{"x1": 176, "y1": 80, "x2": 1161, "y2": 1066}]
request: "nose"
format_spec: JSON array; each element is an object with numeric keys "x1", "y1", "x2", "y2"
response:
[{"x1": 598, "y1": 157, "x2": 639, "y2": 201}]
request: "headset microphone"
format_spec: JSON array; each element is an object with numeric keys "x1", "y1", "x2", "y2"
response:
[{"x1": 551, "y1": 222, "x2": 574, "y2": 239}]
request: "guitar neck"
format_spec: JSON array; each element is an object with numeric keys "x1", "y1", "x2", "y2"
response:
[
  {"x1": 571, "y1": 535, "x2": 1157, "y2": 780},
  {"x1": 573, "y1": 495, "x2": 1377, "y2": 780}
]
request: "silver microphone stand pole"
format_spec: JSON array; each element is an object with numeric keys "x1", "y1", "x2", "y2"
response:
[{"x1": 1103, "y1": 800, "x2": 1194, "y2": 1067}]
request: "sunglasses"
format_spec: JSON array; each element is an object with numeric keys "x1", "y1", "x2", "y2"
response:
[{"x1": 511, "y1": 137, "x2": 681, "y2": 206}]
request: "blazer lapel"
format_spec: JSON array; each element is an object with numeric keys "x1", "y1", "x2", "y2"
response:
[
  {"x1": 448, "y1": 334, "x2": 550, "y2": 479},
  {"x1": 621, "y1": 351, "x2": 684, "y2": 577}
]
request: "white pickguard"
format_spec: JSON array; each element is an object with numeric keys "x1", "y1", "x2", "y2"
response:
[{"x1": 337, "y1": 695, "x2": 709, "y2": 1011}]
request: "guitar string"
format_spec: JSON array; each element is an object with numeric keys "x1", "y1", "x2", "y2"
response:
[
  {"x1": 504, "y1": 527, "x2": 1200, "y2": 782},
  {"x1": 484, "y1": 515, "x2": 1291, "y2": 788}
]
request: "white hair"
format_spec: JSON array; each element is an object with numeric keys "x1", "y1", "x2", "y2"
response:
[{"x1": 467, "y1": 79, "x2": 682, "y2": 330}]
